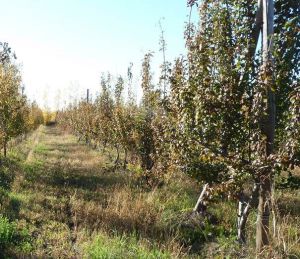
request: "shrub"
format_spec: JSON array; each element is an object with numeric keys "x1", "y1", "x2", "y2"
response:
[
  {"x1": 0, "y1": 159, "x2": 16, "y2": 190},
  {"x1": 0, "y1": 216, "x2": 32, "y2": 255}
]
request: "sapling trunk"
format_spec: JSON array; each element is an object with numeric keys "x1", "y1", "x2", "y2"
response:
[
  {"x1": 256, "y1": 174, "x2": 272, "y2": 251},
  {"x1": 3, "y1": 141, "x2": 7, "y2": 157},
  {"x1": 114, "y1": 145, "x2": 120, "y2": 167},
  {"x1": 123, "y1": 149, "x2": 128, "y2": 169},
  {"x1": 3, "y1": 136, "x2": 8, "y2": 158}
]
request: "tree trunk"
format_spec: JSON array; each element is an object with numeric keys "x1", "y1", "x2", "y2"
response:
[
  {"x1": 3, "y1": 140, "x2": 7, "y2": 157},
  {"x1": 114, "y1": 145, "x2": 120, "y2": 166},
  {"x1": 256, "y1": 0, "x2": 275, "y2": 252},
  {"x1": 123, "y1": 149, "x2": 128, "y2": 169},
  {"x1": 256, "y1": 174, "x2": 272, "y2": 251}
]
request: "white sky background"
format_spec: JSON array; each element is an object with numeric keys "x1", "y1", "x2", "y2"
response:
[{"x1": 0, "y1": 0, "x2": 198, "y2": 110}]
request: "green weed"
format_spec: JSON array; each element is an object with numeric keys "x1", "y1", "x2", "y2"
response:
[
  {"x1": 85, "y1": 232, "x2": 172, "y2": 259},
  {"x1": 0, "y1": 215, "x2": 32, "y2": 256}
]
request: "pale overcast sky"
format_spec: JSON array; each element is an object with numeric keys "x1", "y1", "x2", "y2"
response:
[{"x1": 0, "y1": 0, "x2": 197, "y2": 110}]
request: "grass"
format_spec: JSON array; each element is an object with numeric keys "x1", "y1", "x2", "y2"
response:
[
  {"x1": 0, "y1": 125, "x2": 299, "y2": 258},
  {"x1": 33, "y1": 143, "x2": 49, "y2": 155},
  {"x1": 84, "y1": 232, "x2": 174, "y2": 259}
]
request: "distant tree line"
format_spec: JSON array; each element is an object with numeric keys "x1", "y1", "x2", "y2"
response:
[{"x1": 0, "y1": 42, "x2": 44, "y2": 158}]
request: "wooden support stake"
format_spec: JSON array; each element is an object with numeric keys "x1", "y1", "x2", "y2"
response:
[
  {"x1": 256, "y1": 0, "x2": 275, "y2": 251},
  {"x1": 193, "y1": 183, "x2": 209, "y2": 213}
]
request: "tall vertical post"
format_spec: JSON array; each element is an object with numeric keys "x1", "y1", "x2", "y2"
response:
[
  {"x1": 256, "y1": 0, "x2": 275, "y2": 252},
  {"x1": 86, "y1": 89, "x2": 90, "y2": 103},
  {"x1": 85, "y1": 89, "x2": 90, "y2": 145}
]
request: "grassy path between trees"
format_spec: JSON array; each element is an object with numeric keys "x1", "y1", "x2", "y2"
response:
[
  {"x1": 4, "y1": 126, "x2": 198, "y2": 258},
  {"x1": 25, "y1": 125, "x2": 43, "y2": 163},
  {"x1": 1, "y1": 125, "x2": 299, "y2": 258}
]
